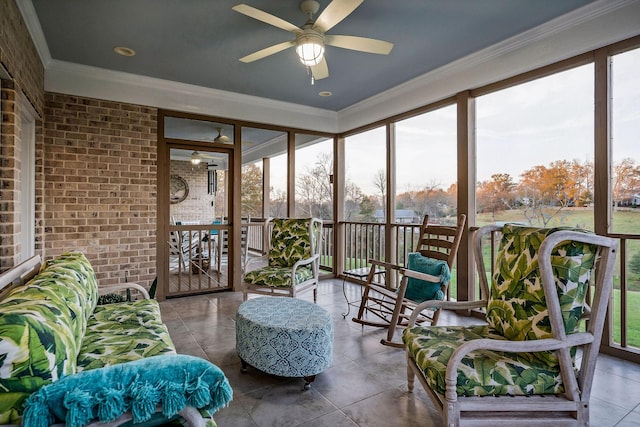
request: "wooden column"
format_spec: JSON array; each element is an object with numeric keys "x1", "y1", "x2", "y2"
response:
[{"x1": 457, "y1": 91, "x2": 476, "y2": 302}]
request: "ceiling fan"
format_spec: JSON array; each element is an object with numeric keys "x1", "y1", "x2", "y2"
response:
[
  {"x1": 213, "y1": 127, "x2": 230, "y2": 143},
  {"x1": 232, "y1": 0, "x2": 393, "y2": 81},
  {"x1": 190, "y1": 150, "x2": 226, "y2": 165}
]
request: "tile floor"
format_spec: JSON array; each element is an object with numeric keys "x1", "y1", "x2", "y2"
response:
[{"x1": 159, "y1": 279, "x2": 640, "y2": 427}]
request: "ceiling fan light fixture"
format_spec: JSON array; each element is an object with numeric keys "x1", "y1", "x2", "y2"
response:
[
  {"x1": 296, "y1": 32, "x2": 324, "y2": 66},
  {"x1": 191, "y1": 151, "x2": 202, "y2": 165}
]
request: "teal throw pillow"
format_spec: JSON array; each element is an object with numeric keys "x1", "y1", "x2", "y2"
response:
[
  {"x1": 404, "y1": 252, "x2": 451, "y2": 303},
  {"x1": 23, "y1": 354, "x2": 232, "y2": 427}
]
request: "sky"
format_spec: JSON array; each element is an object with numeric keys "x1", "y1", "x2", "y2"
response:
[{"x1": 267, "y1": 48, "x2": 639, "y2": 197}]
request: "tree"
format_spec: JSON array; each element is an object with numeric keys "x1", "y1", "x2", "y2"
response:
[
  {"x1": 269, "y1": 188, "x2": 287, "y2": 217},
  {"x1": 295, "y1": 152, "x2": 333, "y2": 219},
  {"x1": 516, "y1": 159, "x2": 593, "y2": 226},
  {"x1": 477, "y1": 173, "x2": 516, "y2": 219},
  {"x1": 613, "y1": 158, "x2": 640, "y2": 209},
  {"x1": 241, "y1": 163, "x2": 263, "y2": 218},
  {"x1": 359, "y1": 196, "x2": 376, "y2": 222},
  {"x1": 344, "y1": 182, "x2": 364, "y2": 220},
  {"x1": 373, "y1": 169, "x2": 386, "y2": 220}
]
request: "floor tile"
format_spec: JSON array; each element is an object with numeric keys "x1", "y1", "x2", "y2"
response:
[{"x1": 160, "y1": 278, "x2": 640, "y2": 427}]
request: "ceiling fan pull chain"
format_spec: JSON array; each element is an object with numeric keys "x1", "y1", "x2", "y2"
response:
[{"x1": 305, "y1": 65, "x2": 315, "y2": 85}]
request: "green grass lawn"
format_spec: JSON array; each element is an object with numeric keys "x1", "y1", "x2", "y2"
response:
[{"x1": 613, "y1": 288, "x2": 640, "y2": 347}]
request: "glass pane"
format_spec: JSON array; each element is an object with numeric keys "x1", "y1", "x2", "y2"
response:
[
  {"x1": 395, "y1": 105, "x2": 457, "y2": 223},
  {"x1": 344, "y1": 127, "x2": 386, "y2": 222},
  {"x1": 170, "y1": 148, "x2": 228, "y2": 223},
  {"x1": 612, "y1": 47, "x2": 640, "y2": 233},
  {"x1": 476, "y1": 64, "x2": 595, "y2": 230},
  {"x1": 269, "y1": 153, "x2": 287, "y2": 217},
  {"x1": 241, "y1": 160, "x2": 263, "y2": 219},
  {"x1": 164, "y1": 117, "x2": 233, "y2": 145},
  {"x1": 295, "y1": 135, "x2": 333, "y2": 219},
  {"x1": 168, "y1": 148, "x2": 230, "y2": 294},
  {"x1": 613, "y1": 239, "x2": 640, "y2": 348},
  {"x1": 237, "y1": 126, "x2": 288, "y2": 218}
]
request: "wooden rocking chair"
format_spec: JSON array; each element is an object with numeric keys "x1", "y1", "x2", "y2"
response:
[{"x1": 352, "y1": 214, "x2": 466, "y2": 347}]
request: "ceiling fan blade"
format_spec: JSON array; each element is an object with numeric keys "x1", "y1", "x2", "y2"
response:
[
  {"x1": 313, "y1": 0, "x2": 363, "y2": 32},
  {"x1": 325, "y1": 35, "x2": 393, "y2": 55},
  {"x1": 239, "y1": 40, "x2": 296, "y2": 63},
  {"x1": 311, "y1": 57, "x2": 329, "y2": 80},
  {"x1": 233, "y1": 4, "x2": 302, "y2": 34}
]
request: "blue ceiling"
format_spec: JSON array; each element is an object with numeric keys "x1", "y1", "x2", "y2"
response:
[{"x1": 31, "y1": 0, "x2": 595, "y2": 111}]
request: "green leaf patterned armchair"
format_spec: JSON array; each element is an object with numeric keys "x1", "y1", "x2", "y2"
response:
[
  {"x1": 403, "y1": 224, "x2": 617, "y2": 426},
  {"x1": 242, "y1": 218, "x2": 322, "y2": 302}
]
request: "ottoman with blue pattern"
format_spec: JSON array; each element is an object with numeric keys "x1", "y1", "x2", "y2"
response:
[{"x1": 236, "y1": 297, "x2": 333, "y2": 389}]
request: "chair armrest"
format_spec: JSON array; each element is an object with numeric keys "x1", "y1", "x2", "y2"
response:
[
  {"x1": 292, "y1": 254, "x2": 320, "y2": 273},
  {"x1": 99, "y1": 282, "x2": 150, "y2": 300},
  {"x1": 441, "y1": 332, "x2": 595, "y2": 402},
  {"x1": 402, "y1": 268, "x2": 440, "y2": 283},
  {"x1": 244, "y1": 254, "x2": 268, "y2": 273},
  {"x1": 367, "y1": 259, "x2": 405, "y2": 273}
]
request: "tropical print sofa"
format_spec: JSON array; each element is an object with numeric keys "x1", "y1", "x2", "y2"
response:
[{"x1": 0, "y1": 251, "x2": 231, "y2": 426}]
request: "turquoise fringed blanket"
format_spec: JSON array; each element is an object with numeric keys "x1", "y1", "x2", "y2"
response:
[{"x1": 23, "y1": 354, "x2": 232, "y2": 427}]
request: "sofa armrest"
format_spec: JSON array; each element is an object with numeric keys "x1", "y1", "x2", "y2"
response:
[{"x1": 99, "y1": 282, "x2": 150, "y2": 299}]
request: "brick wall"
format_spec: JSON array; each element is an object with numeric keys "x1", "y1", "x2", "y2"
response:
[
  {"x1": 0, "y1": 81, "x2": 21, "y2": 266},
  {"x1": 170, "y1": 160, "x2": 218, "y2": 224},
  {"x1": 43, "y1": 93, "x2": 158, "y2": 287},
  {"x1": 0, "y1": 0, "x2": 45, "y2": 116}
]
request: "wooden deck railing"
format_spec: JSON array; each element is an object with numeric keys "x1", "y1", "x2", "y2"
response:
[{"x1": 220, "y1": 219, "x2": 640, "y2": 357}]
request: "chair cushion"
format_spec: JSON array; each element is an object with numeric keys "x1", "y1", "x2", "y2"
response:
[
  {"x1": 487, "y1": 224, "x2": 596, "y2": 340},
  {"x1": 404, "y1": 252, "x2": 450, "y2": 303},
  {"x1": 243, "y1": 265, "x2": 313, "y2": 288},
  {"x1": 403, "y1": 325, "x2": 565, "y2": 396},
  {"x1": 77, "y1": 299, "x2": 176, "y2": 371},
  {"x1": 0, "y1": 251, "x2": 98, "y2": 424},
  {"x1": 268, "y1": 218, "x2": 313, "y2": 268}
]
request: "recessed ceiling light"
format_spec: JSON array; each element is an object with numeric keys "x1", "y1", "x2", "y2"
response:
[
  {"x1": 318, "y1": 91, "x2": 332, "y2": 97},
  {"x1": 113, "y1": 46, "x2": 136, "y2": 57}
]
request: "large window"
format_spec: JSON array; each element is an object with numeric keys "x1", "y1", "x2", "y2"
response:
[
  {"x1": 344, "y1": 127, "x2": 386, "y2": 222},
  {"x1": 476, "y1": 64, "x2": 595, "y2": 229},
  {"x1": 611, "y1": 47, "x2": 640, "y2": 349},
  {"x1": 269, "y1": 153, "x2": 287, "y2": 217},
  {"x1": 241, "y1": 160, "x2": 263, "y2": 219},
  {"x1": 611, "y1": 47, "x2": 640, "y2": 233},
  {"x1": 395, "y1": 105, "x2": 457, "y2": 224},
  {"x1": 295, "y1": 135, "x2": 333, "y2": 219}
]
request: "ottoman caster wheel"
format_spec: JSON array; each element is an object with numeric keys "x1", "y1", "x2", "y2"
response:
[
  {"x1": 240, "y1": 359, "x2": 248, "y2": 373},
  {"x1": 303, "y1": 375, "x2": 316, "y2": 391}
]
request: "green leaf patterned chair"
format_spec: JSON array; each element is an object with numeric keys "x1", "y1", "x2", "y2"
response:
[
  {"x1": 403, "y1": 224, "x2": 617, "y2": 426},
  {"x1": 242, "y1": 218, "x2": 322, "y2": 302}
]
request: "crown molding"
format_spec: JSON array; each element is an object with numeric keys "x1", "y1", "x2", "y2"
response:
[
  {"x1": 338, "y1": 0, "x2": 640, "y2": 131},
  {"x1": 16, "y1": 0, "x2": 52, "y2": 67},
  {"x1": 17, "y1": 0, "x2": 639, "y2": 134},
  {"x1": 45, "y1": 59, "x2": 338, "y2": 132}
]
